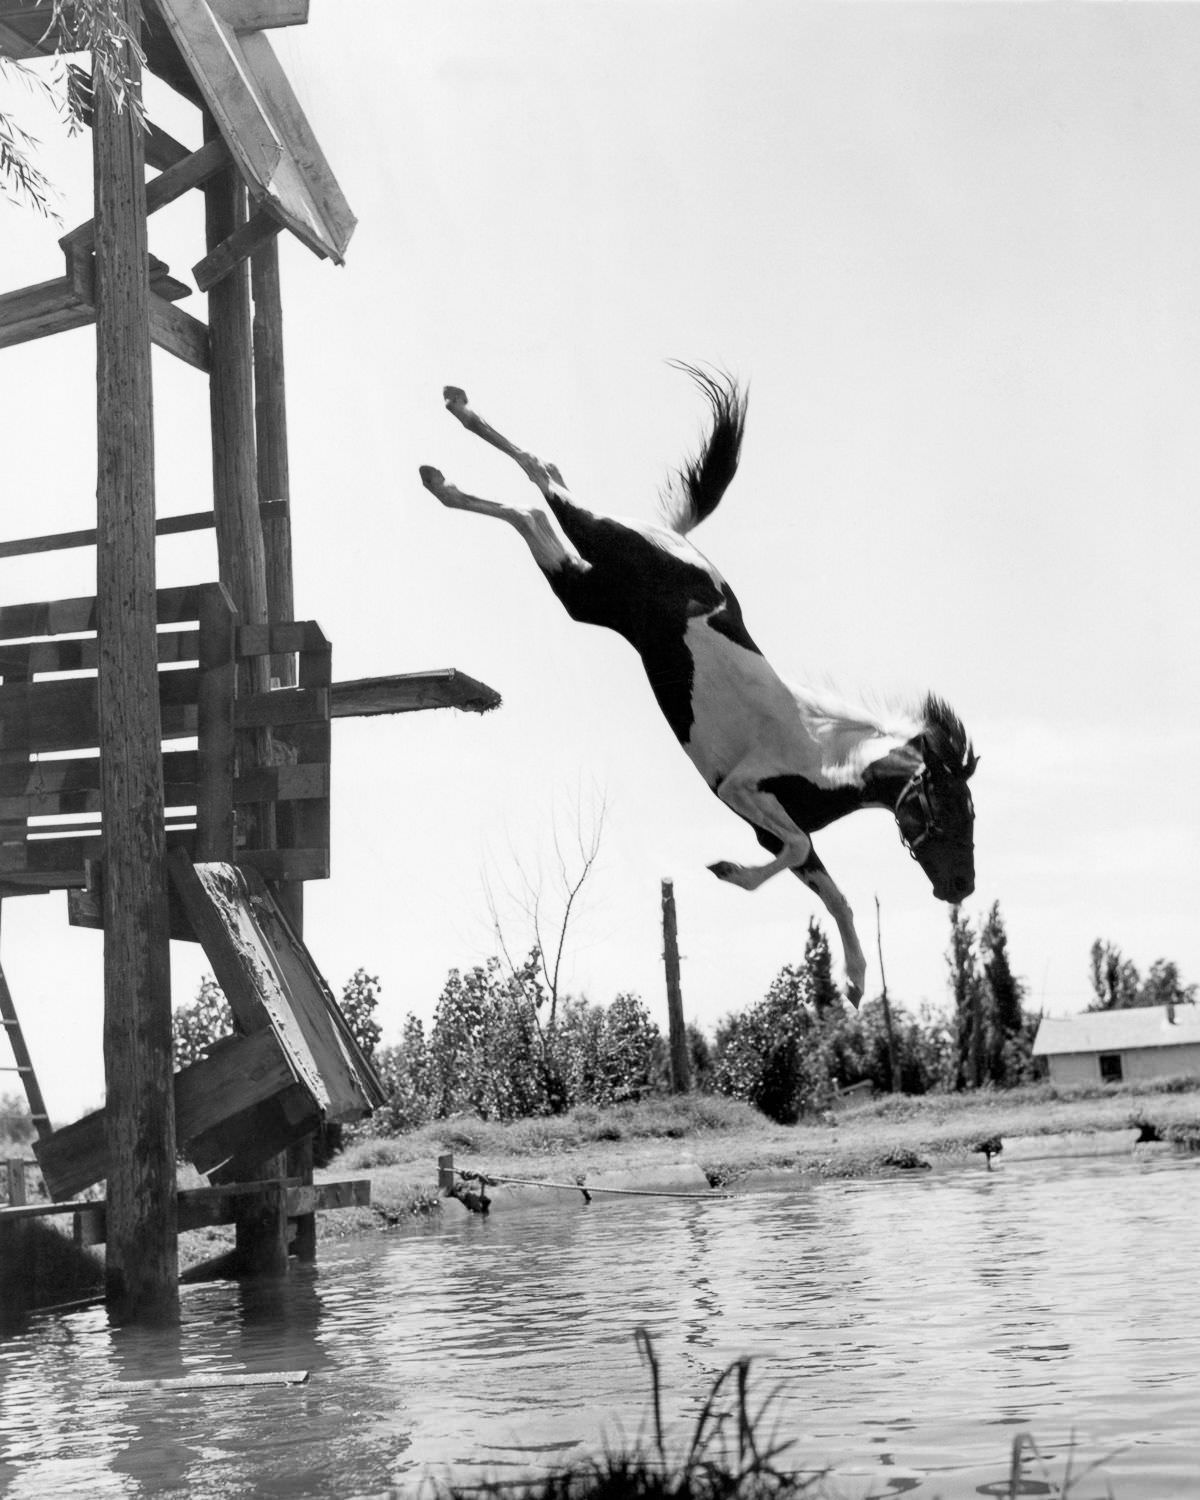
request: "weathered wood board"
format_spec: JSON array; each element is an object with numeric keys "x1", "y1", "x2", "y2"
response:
[
  {"x1": 34, "y1": 1025, "x2": 297, "y2": 1200},
  {"x1": 168, "y1": 853, "x2": 385, "y2": 1123},
  {"x1": 153, "y1": 0, "x2": 355, "y2": 265}
]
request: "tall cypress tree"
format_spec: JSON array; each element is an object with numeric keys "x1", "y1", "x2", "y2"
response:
[
  {"x1": 980, "y1": 903, "x2": 1026, "y2": 1083},
  {"x1": 947, "y1": 907, "x2": 984, "y2": 1089}
]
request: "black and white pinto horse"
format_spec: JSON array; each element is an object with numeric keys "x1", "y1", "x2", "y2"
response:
[{"x1": 420, "y1": 367, "x2": 977, "y2": 1005}]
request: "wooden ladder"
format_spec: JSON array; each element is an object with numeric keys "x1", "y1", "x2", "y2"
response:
[{"x1": 0, "y1": 903, "x2": 51, "y2": 1141}]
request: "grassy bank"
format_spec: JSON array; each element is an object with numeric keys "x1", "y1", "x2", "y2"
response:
[{"x1": 318, "y1": 1076, "x2": 1200, "y2": 1234}]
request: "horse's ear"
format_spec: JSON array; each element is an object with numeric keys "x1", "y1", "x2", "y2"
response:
[{"x1": 964, "y1": 748, "x2": 979, "y2": 780}]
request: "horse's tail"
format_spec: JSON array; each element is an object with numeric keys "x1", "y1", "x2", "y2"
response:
[{"x1": 660, "y1": 363, "x2": 747, "y2": 535}]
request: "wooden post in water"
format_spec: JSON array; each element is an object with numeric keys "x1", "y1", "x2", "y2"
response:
[
  {"x1": 660, "y1": 879, "x2": 691, "y2": 1093},
  {"x1": 203, "y1": 115, "x2": 287, "y2": 1275},
  {"x1": 93, "y1": 2, "x2": 179, "y2": 1323}
]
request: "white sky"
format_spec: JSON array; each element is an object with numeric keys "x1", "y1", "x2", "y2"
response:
[{"x1": 2, "y1": 1, "x2": 1199, "y2": 1121}]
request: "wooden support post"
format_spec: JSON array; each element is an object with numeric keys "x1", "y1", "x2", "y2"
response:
[
  {"x1": 5, "y1": 1159, "x2": 27, "y2": 1207},
  {"x1": 252, "y1": 236, "x2": 295, "y2": 690},
  {"x1": 661, "y1": 879, "x2": 691, "y2": 1094},
  {"x1": 93, "y1": 4, "x2": 179, "y2": 1324},
  {"x1": 203, "y1": 111, "x2": 286, "y2": 1277},
  {"x1": 438, "y1": 1153, "x2": 455, "y2": 1193},
  {"x1": 251, "y1": 223, "x2": 314, "y2": 1257}
]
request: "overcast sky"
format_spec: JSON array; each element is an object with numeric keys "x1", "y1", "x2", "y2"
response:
[{"x1": 3, "y1": 1, "x2": 1199, "y2": 1120}]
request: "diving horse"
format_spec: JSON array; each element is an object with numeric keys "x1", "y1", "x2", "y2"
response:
[{"x1": 419, "y1": 366, "x2": 977, "y2": 1005}]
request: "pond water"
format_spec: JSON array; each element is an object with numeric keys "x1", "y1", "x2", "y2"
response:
[{"x1": 1, "y1": 1152, "x2": 1198, "y2": 1498}]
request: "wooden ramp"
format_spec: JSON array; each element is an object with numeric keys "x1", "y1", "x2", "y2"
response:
[{"x1": 35, "y1": 856, "x2": 384, "y2": 1200}]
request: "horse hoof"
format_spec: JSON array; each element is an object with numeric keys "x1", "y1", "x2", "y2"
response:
[
  {"x1": 707, "y1": 861, "x2": 737, "y2": 882},
  {"x1": 443, "y1": 385, "x2": 468, "y2": 409},
  {"x1": 419, "y1": 465, "x2": 444, "y2": 492}
]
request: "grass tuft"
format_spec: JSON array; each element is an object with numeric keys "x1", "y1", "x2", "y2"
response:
[{"x1": 436, "y1": 1330, "x2": 820, "y2": 1499}]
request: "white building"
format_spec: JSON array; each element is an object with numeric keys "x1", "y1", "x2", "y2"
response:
[{"x1": 1032, "y1": 1005, "x2": 1200, "y2": 1086}]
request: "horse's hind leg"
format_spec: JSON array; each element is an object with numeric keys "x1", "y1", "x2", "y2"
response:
[
  {"x1": 418, "y1": 465, "x2": 583, "y2": 576},
  {"x1": 441, "y1": 385, "x2": 571, "y2": 505}
]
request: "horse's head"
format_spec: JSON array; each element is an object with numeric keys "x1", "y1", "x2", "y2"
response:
[{"x1": 895, "y1": 695, "x2": 978, "y2": 902}]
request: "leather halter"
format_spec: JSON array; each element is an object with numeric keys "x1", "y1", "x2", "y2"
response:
[{"x1": 895, "y1": 765, "x2": 969, "y2": 859}]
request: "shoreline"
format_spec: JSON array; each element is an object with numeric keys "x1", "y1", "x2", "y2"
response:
[{"x1": 314, "y1": 1081, "x2": 1200, "y2": 1235}]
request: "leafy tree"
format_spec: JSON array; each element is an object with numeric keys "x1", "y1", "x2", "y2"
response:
[
  {"x1": 173, "y1": 976, "x2": 233, "y2": 1068},
  {"x1": 980, "y1": 903, "x2": 1028, "y2": 1085},
  {"x1": 947, "y1": 906, "x2": 984, "y2": 1088},
  {"x1": 373, "y1": 1015, "x2": 432, "y2": 1135},
  {"x1": 1088, "y1": 940, "x2": 1142, "y2": 1010},
  {"x1": 2, "y1": 2, "x2": 145, "y2": 217},
  {"x1": 803, "y1": 919, "x2": 839, "y2": 1018},
  {"x1": 339, "y1": 968, "x2": 383, "y2": 1059},
  {"x1": 1089, "y1": 941, "x2": 1197, "y2": 1010},
  {"x1": 0, "y1": 1092, "x2": 35, "y2": 1150}
]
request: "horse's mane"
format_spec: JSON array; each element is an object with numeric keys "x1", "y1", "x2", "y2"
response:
[
  {"x1": 787, "y1": 681, "x2": 924, "y2": 779},
  {"x1": 921, "y1": 692, "x2": 977, "y2": 776}
]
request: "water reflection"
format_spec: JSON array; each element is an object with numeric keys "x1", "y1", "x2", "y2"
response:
[{"x1": 0, "y1": 1154, "x2": 1197, "y2": 1497}]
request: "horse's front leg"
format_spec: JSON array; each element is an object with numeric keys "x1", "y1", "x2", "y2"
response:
[{"x1": 795, "y1": 853, "x2": 866, "y2": 1009}]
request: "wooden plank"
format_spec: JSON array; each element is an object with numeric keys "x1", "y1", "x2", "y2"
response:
[
  {"x1": 66, "y1": 246, "x2": 193, "y2": 307},
  {"x1": 330, "y1": 670, "x2": 503, "y2": 718},
  {"x1": 251, "y1": 235, "x2": 295, "y2": 690},
  {"x1": 146, "y1": 121, "x2": 195, "y2": 172},
  {"x1": 0, "y1": 752, "x2": 198, "y2": 803},
  {"x1": 0, "y1": 502, "x2": 287, "y2": 562},
  {"x1": 33, "y1": 1026, "x2": 297, "y2": 1200},
  {"x1": 233, "y1": 763, "x2": 328, "y2": 804},
  {"x1": 99, "y1": 1369, "x2": 310, "y2": 1393},
  {"x1": 0, "y1": 671, "x2": 201, "y2": 756},
  {"x1": 0, "y1": 277, "x2": 92, "y2": 349},
  {"x1": 236, "y1": 619, "x2": 325, "y2": 659},
  {"x1": 195, "y1": 585, "x2": 237, "y2": 861},
  {"x1": 234, "y1": 848, "x2": 328, "y2": 882},
  {"x1": 60, "y1": 138, "x2": 231, "y2": 257},
  {"x1": 155, "y1": 0, "x2": 354, "y2": 263},
  {"x1": 63, "y1": 1178, "x2": 367, "y2": 1248},
  {"x1": 168, "y1": 856, "x2": 379, "y2": 1118},
  {"x1": 0, "y1": 585, "x2": 209, "y2": 642},
  {"x1": 192, "y1": 1081, "x2": 318, "y2": 1181},
  {"x1": 209, "y1": 0, "x2": 309, "y2": 30},
  {"x1": 149, "y1": 294, "x2": 211, "y2": 371},
  {"x1": 193, "y1": 207, "x2": 281, "y2": 293},
  {"x1": 285, "y1": 1178, "x2": 370, "y2": 1215},
  {"x1": 233, "y1": 686, "x2": 328, "y2": 729}
]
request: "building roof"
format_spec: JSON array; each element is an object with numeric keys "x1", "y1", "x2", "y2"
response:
[{"x1": 1032, "y1": 1004, "x2": 1200, "y2": 1057}]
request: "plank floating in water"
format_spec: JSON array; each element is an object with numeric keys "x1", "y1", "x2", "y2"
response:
[{"x1": 99, "y1": 1369, "x2": 310, "y2": 1394}]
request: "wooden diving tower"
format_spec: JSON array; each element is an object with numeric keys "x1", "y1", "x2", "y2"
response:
[{"x1": 0, "y1": 0, "x2": 500, "y2": 1322}]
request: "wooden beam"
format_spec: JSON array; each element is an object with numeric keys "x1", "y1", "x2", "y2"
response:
[
  {"x1": 330, "y1": 670, "x2": 503, "y2": 718},
  {"x1": 0, "y1": 501, "x2": 287, "y2": 561},
  {"x1": 149, "y1": 292, "x2": 211, "y2": 370},
  {"x1": 0, "y1": 277, "x2": 94, "y2": 348},
  {"x1": 34, "y1": 1026, "x2": 297, "y2": 1201},
  {"x1": 252, "y1": 233, "x2": 295, "y2": 688},
  {"x1": 0, "y1": 260, "x2": 191, "y2": 353},
  {"x1": 92, "y1": 0, "x2": 179, "y2": 1324},
  {"x1": 209, "y1": 0, "x2": 309, "y2": 31},
  {"x1": 60, "y1": 137, "x2": 232, "y2": 257},
  {"x1": 193, "y1": 207, "x2": 282, "y2": 293}
]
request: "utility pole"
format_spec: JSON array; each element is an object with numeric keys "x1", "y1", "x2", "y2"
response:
[
  {"x1": 875, "y1": 895, "x2": 902, "y2": 1094},
  {"x1": 660, "y1": 879, "x2": 691, "y2": 1093}
]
